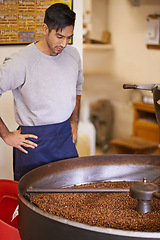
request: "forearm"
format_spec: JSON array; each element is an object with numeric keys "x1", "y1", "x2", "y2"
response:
[
  {"x1": 0, "y1": 117, "x2": 10, "y2": 140},
  {"x1": 70, "y1": 95, "x2": 81, "y2": 123},
  {"x1": 70, "y1": 95, "x2": 81, "y2": 143}
]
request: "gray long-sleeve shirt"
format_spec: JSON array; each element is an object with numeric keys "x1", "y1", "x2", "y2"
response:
[{"x1": 0, "y1": 43, "x2": 84, "y2": 126}]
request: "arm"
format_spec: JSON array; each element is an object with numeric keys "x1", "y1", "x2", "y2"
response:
[
  {"x1": 70, "y1": 95, "x2": 81, "y2": 143},
  {"x1": 0, "y1": 54, "x2": 39, "y2": 153},
  {"x1": 0, "y1": 117, "x2": 38, "y2": 154}
]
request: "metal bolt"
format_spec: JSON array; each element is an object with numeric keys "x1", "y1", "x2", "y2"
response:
[{"x1": 143, "y1": 177, "x2": 147, "y2": 183}]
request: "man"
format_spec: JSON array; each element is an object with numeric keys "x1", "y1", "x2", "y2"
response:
[{"x1": 0, "y1": 3, "x2": 84, "y2": 181}]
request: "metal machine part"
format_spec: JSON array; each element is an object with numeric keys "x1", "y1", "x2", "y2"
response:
[
  {"x1": 123, "y1": 83, "x2": 160, "y2": 126},
  {"x1": 123, "y1": 83, "x2": 160, "y2": 213},
  {"x1": 123, "y1": 83, "x2": 156, "y2": 91},
  {"x1": 130, "y1": 177, "x2": 160, "y2": 213},
  {"x1": 153, "y1": 85, "x2": 160, "y2": 127},
  {"x1": 18, "y1": 154, "x2": 160, "y2": 240},
  {"x1": 26, "y1": 177, "x2": 160, "y2": 214},
  {"x1": 17, "y1": 84, "x2": 160, "y2": 240}
]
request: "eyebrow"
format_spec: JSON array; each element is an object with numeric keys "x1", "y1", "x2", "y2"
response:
[{"x1": 56, "y1": 33, "x2": 74, "y2": 38}]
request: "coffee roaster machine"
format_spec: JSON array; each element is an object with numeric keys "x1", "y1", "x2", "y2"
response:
[{"x1": 18, "y1": 84, "x2": 160, "y2": 240}]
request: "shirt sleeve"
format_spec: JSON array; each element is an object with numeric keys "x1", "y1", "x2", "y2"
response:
[
  {"x1": 0, "y1": 54, "x2": 25, "y2": 96},
  {"x1": 76, "y1": 53, "x2": 84, "y2": 96}
]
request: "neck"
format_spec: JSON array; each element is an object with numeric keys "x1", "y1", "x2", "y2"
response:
[{"x1": 35, "y1": 40, "x2": 57, "y2": 56}]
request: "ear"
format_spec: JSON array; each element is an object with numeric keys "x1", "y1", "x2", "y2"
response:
[{"x1": 42, "y1": 23, "x2": 49, "y2": 35}]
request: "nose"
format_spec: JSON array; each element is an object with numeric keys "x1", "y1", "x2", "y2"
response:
[{"x1": 60, "y1": 38, "x2": 67, "y2": 48}]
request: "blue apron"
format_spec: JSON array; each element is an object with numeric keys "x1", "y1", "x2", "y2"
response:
[{"x1": 13, "y1": 119, "x2": 78, "y2": 181}]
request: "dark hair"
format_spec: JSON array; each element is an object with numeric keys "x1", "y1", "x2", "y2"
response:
[{"x1": 44, "y1": 3, "x2": 76, "y2": 32}]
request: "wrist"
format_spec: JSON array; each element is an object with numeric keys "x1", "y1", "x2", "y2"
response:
[
  {"x1": 1, "y1": 131, "x2": 10, "y2": 141},
  {"x1": 0, "y1": 117, "x2": 10, "y2": 140},
  {"x1": 70, "y1": 119, "x2": 78, "y2": 123},
  {"x1": 0, "y1": 127, "x2": 10, "y2": 141}
]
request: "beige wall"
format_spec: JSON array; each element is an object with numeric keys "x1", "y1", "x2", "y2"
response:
[
  {"x1": 81, "y1": 0, "x2": 160, "y2": 139},
  {"x1": 0, "y1": 0, "x2": 83, "y2": 179}
]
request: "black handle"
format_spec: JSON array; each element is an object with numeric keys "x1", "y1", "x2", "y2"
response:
[{"x1": 123, "y1": 84, "x2": 137, "y2": 89}]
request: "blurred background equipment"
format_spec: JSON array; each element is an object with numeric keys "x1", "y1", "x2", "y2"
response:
[{"x1": 90, "y1": 99, "x2": 113, "y2": 152}]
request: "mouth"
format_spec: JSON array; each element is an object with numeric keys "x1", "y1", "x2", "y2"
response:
[{"x1": 56, "y1": 46, "x2": 64, "y2": 52}]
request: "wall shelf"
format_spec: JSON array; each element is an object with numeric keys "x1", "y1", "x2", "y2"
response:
[
  {"x1": 83, "y1": 43, "x2": 113, "y2": 76},
  {"x1": 133, "y1": 102, "x2": 160, "y2": 143},
  {"x1": 83, "y1": 71, "x2": 109, "y2": 76},
  {"x1": 83, "y1": 43, "x2": 113, "y2": 51}
]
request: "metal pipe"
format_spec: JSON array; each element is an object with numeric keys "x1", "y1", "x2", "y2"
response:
[
  {"x1": 123, "y1": 83, "x2": 155, "y2": 91},
  {"x1": 152, "y1": 175, "x2": 160, "y2": 184},
  {"x1": 26, "y1": 187, "x2": 130, "y2": 194},
  {"x1": 152, "y1": 191, "x2": 160, "y2": 199}
]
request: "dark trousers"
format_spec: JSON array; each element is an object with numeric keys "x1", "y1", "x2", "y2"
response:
[{"x1": 13, "y1": 119, "x2": 78, "y2": 181}]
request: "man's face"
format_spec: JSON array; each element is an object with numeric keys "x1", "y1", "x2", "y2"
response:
[{"x1": 43, "y1": 24, "x2": 74, "y2": 56}]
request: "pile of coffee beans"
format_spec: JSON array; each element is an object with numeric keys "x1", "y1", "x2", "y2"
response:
[{"x1": 30, "y1": 181, "x2": 160, "y2": 232}]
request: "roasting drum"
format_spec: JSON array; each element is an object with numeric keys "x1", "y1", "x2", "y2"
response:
[{"x1": 18, "y1": 154, "x2": 160, "y2": 240}]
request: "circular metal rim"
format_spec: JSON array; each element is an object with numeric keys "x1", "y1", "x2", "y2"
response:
[{"x1": 18, "y1": 154, "x2": 160, "y2": 239}]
